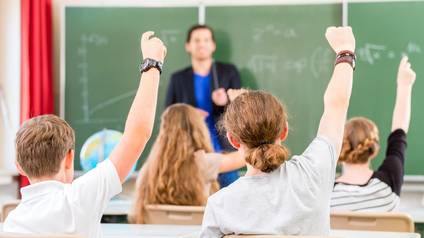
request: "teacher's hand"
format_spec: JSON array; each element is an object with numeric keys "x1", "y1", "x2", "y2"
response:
[
  {"x1": 212, "y1": 88, "x2": 228, "y2": 106},
  {"x1": 196, "y1": 108, "x2": 209, "y2": 119},
  {"x1": 227, "y1": 88, "x2": 248, "y2": 102}
]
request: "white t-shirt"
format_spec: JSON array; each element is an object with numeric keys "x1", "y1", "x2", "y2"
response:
[
  {"x1": 200, "y1": 137, "x2": 336, "y2": 237},
  {"x1": 3, "y1": 160, "x2": 122, "y2": 238}
]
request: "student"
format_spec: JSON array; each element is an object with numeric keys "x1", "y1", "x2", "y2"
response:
[
  {"x1": 200, "y1": 26, "x2": 356, "y2": 237},
  {"x1": 331, "y1": 56, "x2": 416, "y2": 212},
  {"x1": 128, "y1": 103, "x2": 245, "y2": 224},
  {"x1": 165, "y1": 24, "x2": 242, "y2": 187},
  {"x1": 3, "y1": 31, "x2": 166, "y2": 238}
]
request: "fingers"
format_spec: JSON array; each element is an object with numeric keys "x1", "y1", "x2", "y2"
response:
[
  {"x1": 150, "y1": 37, "x2": 164, "y2": 45},
  {"x1": 400, "y1": 55, "x2": 409, "y2": 66},
  {"x1": 163, "y1": 45, "x2": 168, "y2": 59},
  {"x1": 141, "y1": 31, "x2": 155, "y2": 43},
  {"x1": 213, "y1": 88, "x2": 226, "y2": 94}
]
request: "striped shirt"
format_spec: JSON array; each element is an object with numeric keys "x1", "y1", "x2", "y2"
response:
[{"x1": 331, "y1": 129, "x2": 407, "y2": 212}]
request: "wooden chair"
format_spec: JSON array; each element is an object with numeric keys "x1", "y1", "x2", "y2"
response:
[
  {"x1": 144, "y1": 204, "x2": 205, "y2": 225},
  {"x1": 330, "y1": 211, "x2": 415, "y2": 232},
  {"x1": 1, "y1": 200, "x2": 20, "y2": 222}
]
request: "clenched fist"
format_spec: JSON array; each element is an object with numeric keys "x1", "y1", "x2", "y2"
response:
[
  {"x1": 325, "y1": 26, "x2": 355, "y2": 54},
  {"x1": 141, "y1": 31, "x2": 167, "y2": 62}
]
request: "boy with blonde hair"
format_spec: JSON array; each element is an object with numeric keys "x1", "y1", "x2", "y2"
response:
[{"x1": 3, "y1": 31, "x2": 166, "y2": 238}]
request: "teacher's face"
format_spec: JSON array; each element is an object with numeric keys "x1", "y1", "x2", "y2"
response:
[{"x1": 185, "y1": 28, "x2": 216, "y2": 61}]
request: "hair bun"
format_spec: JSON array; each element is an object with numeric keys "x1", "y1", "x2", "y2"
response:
[
  {"x1": 246, "y1": 144, "x2": 290, "y2": 173},
  {"x1": 340, "y1": 138, "x2": 379, "y2": 164}
]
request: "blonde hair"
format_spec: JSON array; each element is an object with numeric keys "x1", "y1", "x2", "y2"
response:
[
  {"x1": 16, "y1": 115, "x2": 75, "y2": 178},
  {"x1": 129, "y1": 104, "x2": 219, "y2": 224},
  {"x1": 221, "y1": 90, "x2": 290, "y2": 173},
  {"x1": 339, "y1": 117, "x2": 380, "y2": 164}
]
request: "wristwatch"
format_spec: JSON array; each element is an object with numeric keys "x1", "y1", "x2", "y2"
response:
[
  {"x1": 139, "y1": 58, "x2": 163, "y2": 74},
  {"x1": 335, "y1": 50, "x2": 356, "y2": 70}
]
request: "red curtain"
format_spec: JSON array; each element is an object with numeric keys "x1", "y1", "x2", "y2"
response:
[{"x1": 20, "y1": 0, "x2": 54, "y2": 187}]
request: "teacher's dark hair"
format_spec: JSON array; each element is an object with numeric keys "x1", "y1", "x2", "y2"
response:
[{"x1": 186, "y1": 24, "x2": 216, "y2": 43}]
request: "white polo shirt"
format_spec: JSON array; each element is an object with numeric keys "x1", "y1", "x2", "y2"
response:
[{"x1": 3, "y1": 160, "x2": 122, "y2": 238}]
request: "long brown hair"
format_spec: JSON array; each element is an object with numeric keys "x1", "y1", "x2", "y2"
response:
[
  {"x1": 129, "y1": 104, "x2": 217, "y2": 224},
  {"x1": 221, "y1": 90, "x2": 290, "y2": 173},
  {"x1": 339, "y1": 117, "x2": 380, "y2": 164}
]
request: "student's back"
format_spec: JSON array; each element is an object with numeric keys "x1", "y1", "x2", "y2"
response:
[
  {"x1": 129, "y1": 104, "x2": 245, "y2": 224},
  {"x1": 3, "y1": 32, "x2": 167, "y2": 238},
  {"x1": 201, "y1": 26, "x2": 357, "y2": 237},
  {"x1": 5, "y1": 161, "x2": 120, "y2": 237},
  {"x1": 331, "y1": 57, "x2": 416, "y2": 212},
  {"x1": 205, "y1": 136, "x2": 336, "y2": 235}
]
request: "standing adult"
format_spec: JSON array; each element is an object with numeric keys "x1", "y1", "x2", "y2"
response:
[{"x1": 165, "y1": 25, "x2": 241, "y2": 187}]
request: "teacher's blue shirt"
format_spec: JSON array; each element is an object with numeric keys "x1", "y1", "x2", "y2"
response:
[
  {"x1": 193, "y1": 72, "x2": 222, "y2": 152},
  {"x1": 193, "y1": 72, "x2": 239, "y2": 187}
]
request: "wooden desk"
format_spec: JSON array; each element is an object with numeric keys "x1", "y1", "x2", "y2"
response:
[{"x1": 0, "y1": 224, "x2": 421, "y2": 238}]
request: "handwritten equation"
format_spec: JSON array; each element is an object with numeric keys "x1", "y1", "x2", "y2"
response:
[
  {"x1": 252, "y1": 24, "x2": 298, "y2": 42},
  {"x1": 357, "y1": 42, "x2": 422, "y2": 64},
  {"x1": 246, "y1": 47, "x2": 333, "y2": 78},
  {"x1": 160, "y1": 30, "x2": 181, "y2": 45}
]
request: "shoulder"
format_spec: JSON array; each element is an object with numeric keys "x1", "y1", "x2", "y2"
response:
[
  {"x1": 208, "y1": 177, "x2": 248, "y2": 204},
  {"x1": 292, "y1": 136, "x2": 336, "y2": 164},
  {"x1": 215, "y1": 62, "x2": 238, "y2": 72},
  {"x1": 195, "y1": 151, "x2": 222, "y2": 181},
  {"x1": 170, "y1": 66, "x2": 192, "y2": 80}
]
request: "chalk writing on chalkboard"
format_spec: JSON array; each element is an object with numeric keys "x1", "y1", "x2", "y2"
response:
[
  {"x1": 252, "y1": 24, "x2": 298, "y2": 42},
  {"x1": 77, "y1": 34, "x2": 109, "y2": 123},
  {"x1": 357, "y1": 42, "x2": 422, "y2": 64},
  {"x1": 160, "y1": 30, "x2": 181, "y2": 45},
  {"x1": 246, "y1": 47, "x2": 332, "y2": 79}
]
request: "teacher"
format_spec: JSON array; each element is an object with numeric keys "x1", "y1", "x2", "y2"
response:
[{"x1": 165, "y1": 24, "x2": 241, "y2": 187}]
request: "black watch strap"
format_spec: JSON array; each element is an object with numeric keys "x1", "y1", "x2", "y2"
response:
[
  {"x1": 139, "y1": 58, "x2": 163, "y2": 74},
  {"x1": 335, "y1": 50, "x2": 356, "y2": 70}
]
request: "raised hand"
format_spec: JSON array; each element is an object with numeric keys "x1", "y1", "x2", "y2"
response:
[
  {"x1": 227, "y1": 88, "x2": 248, "y2": 102},
  {"x1": 397, "y1": 56, "x2": 416, "y2": 87},
  {"x1": 325, "y1": 26, "x2": 355, "y2": 54},
  {"x1": 141, "y1": 31, "x2": 167, "y2": 62}
]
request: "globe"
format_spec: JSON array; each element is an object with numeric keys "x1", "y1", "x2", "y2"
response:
[{"x1": 80, "y1": 129, "x2": 135, "y2": 180}]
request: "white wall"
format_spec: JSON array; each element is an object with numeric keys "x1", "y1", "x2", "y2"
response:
[{"x1": 0, "y1": 0, "x2": 20, "y2": 172}]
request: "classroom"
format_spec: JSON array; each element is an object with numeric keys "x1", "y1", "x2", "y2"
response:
[{"x1": 0, "y1": 0, "x2": 423, "y2": 237}]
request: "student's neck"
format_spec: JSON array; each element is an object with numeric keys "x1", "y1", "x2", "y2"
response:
[
  {"x1": 245, "y1": 164, "x2": 264, "y2": 176},
  {"x1": 337, "y1": 162, "x2": 374, "y2": 184},
  {"x1": 192, "y1": 58, "x2": 213, "y2": 76},
  {"x1": 29, "y1": 173, "x2": 68, "y2": 184}
]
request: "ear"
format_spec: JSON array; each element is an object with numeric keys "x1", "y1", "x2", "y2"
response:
[
  {"x1": 280, "y1": 122, "x2": 289, "y2": 142},
  {"x1": 15, "y1": 161, "x2": 27, "y2": 177},
  {"x1": 211, "y1": 41, "x2": 217, "y2": 53},
  {"x1": 226, "y1": 132, "x2": 241, "y2": 149},
  {"x1": 185, "y1": 42, "x2": 191, "y2": 53},
  {"x1": 64, "y1": 150, "x2": 74, "y2": 170}
]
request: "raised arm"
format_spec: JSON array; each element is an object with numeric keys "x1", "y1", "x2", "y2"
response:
[
  {"x1": 392, "y1": 56, "x2": 416, "y2": 133},
  {"x1": 218, "y1": 151, "x2": 246, "y2": 173},
  {"x1": 110, "y1": 31, "x2": 167, "y2": 182},
  {"x1": 317, "y1": 27, "x2": 355, "y2": 157}
]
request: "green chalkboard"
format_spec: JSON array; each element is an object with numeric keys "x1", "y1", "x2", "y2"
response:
[
  {"x1": 348, "y1": 1, "x2": 424, "y2": 175},
  {"x1": 206, "y1": 4, "x2": 342, "y2": 159},
  {"x1": 65, "y1": 7, "x2": 198, "y2": 169}
]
